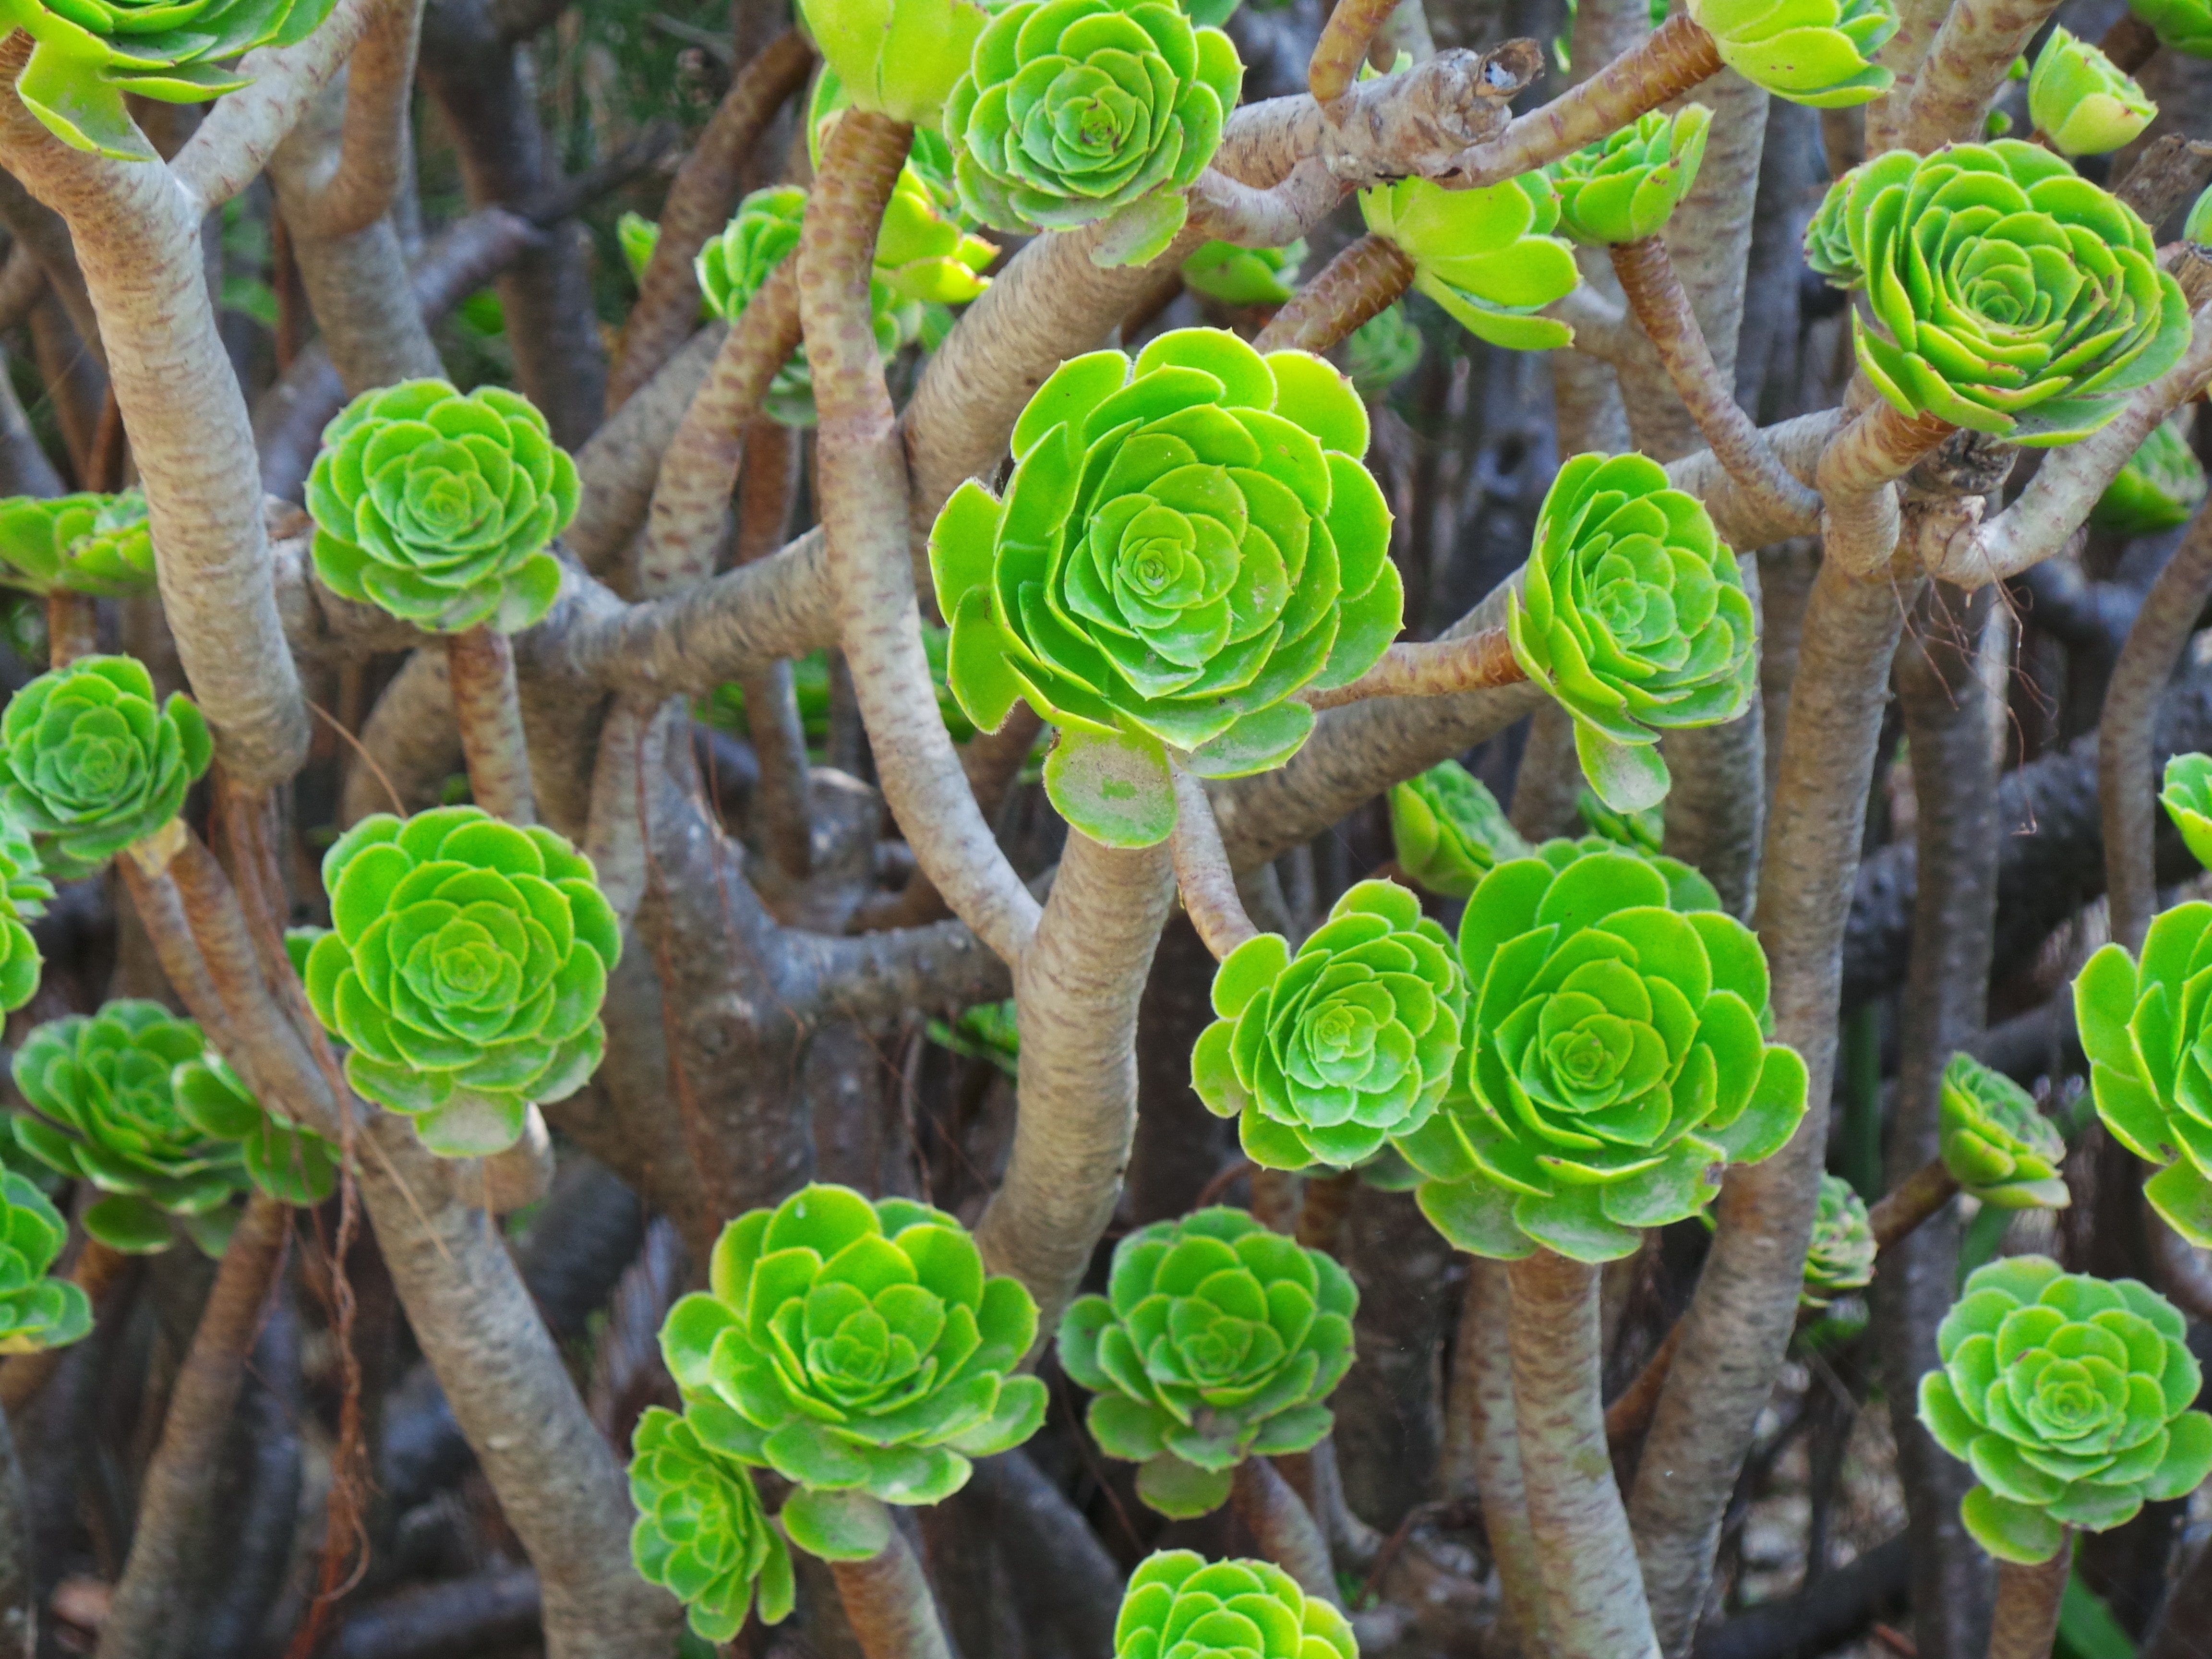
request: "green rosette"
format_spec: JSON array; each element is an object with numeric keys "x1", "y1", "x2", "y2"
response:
[
  {"x1": 1920, "y1": 1257, "x2": 2212, "y2": 1563},
  {"x1": 0, "y1": 492, "x2": 156, "y2": 598},
  {"x1": 1803, "y1": 1172, "x2": 1875, "y2": 1307},
  {"x1": 656, "y1": 1184, "x2": 1046, "y2": 1514},
  {"x1": 1344, "y1": 302, "x2": 1423, "y2": 397},
  {"x1": 1938, "y1": 1051, "x2": 2069, "y2": 1209},
  {"x1": 2090, "y1": 414, "x2": 2206, "y2": 536},
  {"x1": 2165, "y1": 752, "x2": 2212, "y2": 873},
  {"x1": 0, "y1": 815, "x2": 51, "y2": 1013},
  {"x1": 1803, "y1": 141, "x2": 2190, "y2": 445},
  {"x1": 944, "y1": 0, "x2": 1243, "y2": 266},
  {"x1": 1192, "y1": 880, "x2": 1468, "y2": 1169},
  {"x1": 1685, "y1": 0, "x2": 1898, "y2": 106},
  {"x1": 305, "y1": 379, "x2": 579, "y2": 635},
  {"x1": 1181, "y1": 240, "x2": 1303, "y2": 307},
  {"x1": 628, "y1": 1405, "x2": 795, "y2": 1640},
  {"x1": 1359, "y1": 172, "x2": 1579, "y2": 350},
  {"x1": 0, "y1": 654, "x2": 211, "y2": 875},
  {"x1": 302, "y1": 806, "x2": 621, "y2": 1158},
  {"x1": 171, "y1": 1049, "x2": 337, "y2": 1210},
  {"x1": 1389, "y1": 758, "x2": 1530, "y2": 898},
  {"x1": 928, "y1": 327, "x2": 1399, "y2": 847},
  {"x1": 1397, "y1": 839, "x2": 1809, "y2": 1263},
  {"x1": 2028, "y1": 26, "x2": 2156, "y2": 156},
  {"x1": 1508, "y1": 452, "x2": 1757, "y2": 813},
  {"x1": 0, "y1": 1170, "x2": 90, "y2": 1353},
  {"x1": 1058, "y1": 1207, "x2": 1356, "y2": 1517},
  {"x1": 1548, "y1": 105, "x2": 1712, "y2": 245},
  {"x1": 1113, "y1": 1552, "x2": 1357, "y2": 1659}
]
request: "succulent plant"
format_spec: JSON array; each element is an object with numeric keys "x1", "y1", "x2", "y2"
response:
[
  {"x1": 1548, "y1": 106, "x2": 1712, "y2": 246},
  {"x1": 0, "y1": 492, "x2": 156, "y2": 598},
  {"x1": 1802, "y1": 141, "x2": 2189, "y2": 446},
  {"x1": 628, "y1": 1405, "x2": 795, "y2": 1639},
  {"x1": 1192, "y1": 881, "x2": 1468, "y2": 1169},
  {"x1": 1685, "y1": 0, "x2": 1898, "y2": 106},
  {"x1": 1398, "y1": 841, "x2": 1808, "y2": 1263},
  {"x1": 0, "y1": 1171, "x2": 90, "y2": 1353},
  {"x1": 1114, "y1": 1552, "x2": 1357, "y2": 1659},
  {"x1": 10, "y1": 1002, "x2": 241, "y2": 1254},
  {"x1": 945, "y1": 0, "x2": 1243, "y2": 266},
  {"x1": 1938, "y1": 1051, "x2": 2070, "y2": 1210},
  {"x1": 0, "y1": 0, "x2": 336, "y2": 161},
  {"x1": 2166, "y1": 752, "x2": 2212, "y2": 874},
  {"x1": 2130, "y1": 0, "x2": 2212, "y2": 57},
  {"x1": 1803, "y1": 1173, "x2": 1876, "y2": 1306},
  {"x1": 171, "y1": 1050, "x2": 337, "y2": 1210},
  {"x1": 1344, "y1": 301, "x2": 1423, "y2": 397},
  {"x1": 798, "y1": 0, "x2": 988, "y2": 126},
  {"x1": 0, "y1": 654, "x2": 211, "y2": 875},
  {"x1": 2075, "y1": 901, "x2": 2212, "y2": 1244},
  {"x1": 658, "y1": 1184, "x2": 1046, "y2": 1509},
  {"x1": 1181, "y1": 240, "x2": 1304, "y2": 307},
  {"x1": 1388, "y1": 759, "x2": 1530, "y2": 898},
  {"x1": 877, "y1": 162, "x2": 1000, "y2": 305},
  {"x1": 617, "y1": 211, "x2": 659, "y2": 286},
  {"x1": 1059, "y1": 1205, "x2": 1356, "y2": 1516},
  {"x1": 2090, "y1": 414, "x2": 2206, "y2": 535},
  {"x1": 0, "y1": 816, "x2": 51, "y2": 1014},
  {"x1": 1575, "y1": 786, "x2": 1664, "y2": 855},
  {"x1": 2189, "y1": 181, "x2": 2212, "y2": 244},
  {"x1": 926, "y1": 998, "x2": 1021, "y2": 1077},
  {"x1": 305, "y1": 379, "x2": 580, "y2": 635},
  {"x1": 1359, "y1": 173, "x2": 1579, "y2": 350},
  {"x1": 929, "y1": 328, "x2": 1399, "y2": 847},
  {"x1": 302, "y1": 806, "x2": 621, "y2": 1158},
  {"x1": 2028, "y1": 26, "x2": 2156, "y2": 156},
  {"x1": 1508, "y1": 452, "x2": 1757, "y2": 812},
  {"x1": 1920, "y1": 1257, "x2": 2212, "y2": 1563}
]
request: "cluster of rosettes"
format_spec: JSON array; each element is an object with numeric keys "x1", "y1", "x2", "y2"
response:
[
  {"x1": 0, "y1": 493, "x2": 156, "y2": 598},
  {"x1": 1059, "y1": 1207, "x2": 1355, "y2": 1516},
  {"x1": 302, "y1": 807, "x2": 621, "y2": 1158},
  {"x1": 1193, "y1": 881, "x2": 1467, "y2": 1169},
  {"x1": 1359, "y1": 174, "x2": 1579, "y2": 351},
  {"x1": 305, "y1": 380, "x2": 580, "y2": 635},
  {"x1": 930, "y1": 328, "x2": 1399, "y2": 848},
  {"x1": 1803, "y1": 141, "x2": 2188, "y2": 445},
  {"x1": 1938, "y1": 1052, "x2": 2069, "y2": 1210},
  {"x1": 1510, "y1": 452, "x2": 1758, "y2": 812},
  {"x1": 1922, "y1": 1258, "x2": 2212, "y2": 1563},
  {"x1": 2092, "y1": 416, "x2": 2207, "y2": 536},
  {"x1": 0, "y1": 1170, "x2": 89, "y2": 1353},
  {"x1": 1113, "y1": 1553, "x2": 1355, "y2": 1659},
  {"x1": 1548, "y1": 106, "x2": 1711, "y2": 246},
  {"x1": 0, "y1": 655, "x2": 211, "y2": 875},
  {"x1": 1400, "y1": 840, "x2": 1807, "y2": 1263},
  {"x1": 1387, "y1": 759, "x2": 1529, "y2": 899},
  {"x1": 657, "y1": 1184, "x2": 1046, "y2": 1510}
]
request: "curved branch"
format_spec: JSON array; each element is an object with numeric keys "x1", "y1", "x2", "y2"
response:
[
  {"x1": 569, "y1": 324, "x2": 728, "y2": 578},
  {"x1": 275, "y1": 0, "x2": 424, "y2": 240},
  {"x1": 1170, "y1": 768, "x2": 1260, "y2": 961},
  {"x1": 1253, "y1": 232, "x2": 1413, "y2": 355}
]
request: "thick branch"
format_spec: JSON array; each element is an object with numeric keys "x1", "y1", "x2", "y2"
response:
[
  {"x1": 275, "y1": 0, "x2": 423, "y2": 239},
  {"x1": 1253, "y1": 232, "x2": 1413, "y2": 354},
  {"x1": 1232, "y1": 1457, "x2": 1342, "y2": 1606},
  {"x1": 1898, "y1": 0, "x2": 2067, "y2": 154}
]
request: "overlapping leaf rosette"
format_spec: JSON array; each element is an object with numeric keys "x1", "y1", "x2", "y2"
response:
[
  {"x1": 0, "y1": 492, "x2": 156, "y2": 598},
  {"x1": 2166, "y1": 753, "x2": 2212, "y2": 872},
  {"x1": 1192, "y1": 881, "x2": 1467, "y2": 1168},
  {"x1": 798, "y1": 0, "x2": 988, "y2": 125},
  {"x1": 305, "y1": 380, "x2": 580, "y2": 634},
  {"x1": 1803, "y1": 1173, "x2": 1875, "y2": 1306},
  {"x1": 2129, "y1": 0, "x2": 2212, "y2": 57},
  {"x1": 1939, "y1": 1051, "x2": 2069, "y2": 1209},
  {"x1": 1114, "y1": 1552, "x2": 1357, "y2": 1659},
  {"x1": 628, "y1": 1405, "x2": 794, "y2": 1640},
  {"x1": 11, "y1": 1002, "x2": 240, "y2": 1254},
  {"x1": 2074, "y1": 898, "x2": 2212, "y2": 1242},
  {"x1": 1920, "y1": 1257, "x2": 2212, "y2": 1563},
  {"x1": 1684, "y1": 0, "x2": 1898, "y2": 106},
  {"x1": 0, "y1": 0, "x2": 336, "y2": 160},
  {"x1": 1359, "y1": 174, "x2": 1578, "y2": 350},
  {"x1": 0, "y1": 654, "x2": 211, "y2": 876},
  {"x1": 0, "y1": 817, "x2": 50, "y2": 1014},
  {"x1": 1399, "y1": 842, "x2": 1808, "y2": 1262},
  {"x1": 2029, "y1": 26, "x2": 2156, "y2": 156},
  {"x1": 0, "y1": 1171, "x2": 89, "y2": 1353},
  {"x1": 658, "y1": 1185, "x2": 1046, "y2": 1523},
  {"x1": 302, "y1": 806, "x2": 621, "y2": 1158},
  {"x1": 929, "y1": 328, "x2": 1400, "y2": 846},
  {"x1": 2091, "y1": 415, "x2": 2206, "y2": 535},
  {"x1": 1548, "y1": 106, "x2": 1711, "y2": 245},
  {"x1": 1802, "y1": 141, "x2": 2189, "y2": 445},
  {"x1": 945, "y1": 0, "x2": 1242, "y2": 265},
  {"x1": 1388, "y1": 759, "x2": 1530, "y2": 899},
  {"x1": 1509, "y1": 452, "x2": 1756, "y2": 812},
  {"x1": 1059, "y1": 1206, "x2": 1356, "y2": 1516},
  {"x1": 1181, "y1": 240, "x2": 1303, "y2": 307},
  {"x1": 1345, "y1": 302, "x2": 1422, "y2": 397}
]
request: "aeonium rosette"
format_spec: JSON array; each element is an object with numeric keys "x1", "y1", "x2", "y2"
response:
[
  {"x1": 2027, "y1": 26, "x2": 2156, "y2": 156},
  {"x1": 929, "y1": 328, "x2": 1399, "y2": 847},
  {"x1": 1548, "y1": 106, "x2": 1712, "y2": 246},
  {"x1": 1938, "y1": 1051, "x2": 2069, "y2": 1210},
  {"x1": 1398, "y1": 840, "x2": 1808, "y2": 1262},
  {"x1": 2129, "y1": 0, "x2": 2212, "y2": 53},
  {"x1": 627, "y1": 1406, "x2": 794, "y2": 1640},
  {"x1": 0, "y1": 1172, "x2": 90, "y2": 1353},
  {"x1": 1113, "y1": 1553, "x2": 1356, "y2": 1659},
  {"x1": 1358, "y1": 173, "x2": 1579, "y2": 351},
  {"x1": 0, "y1": 492, "x2": 156, "y2": 598},
  {"x1": 1685, "y1": 0, "x2": 1898, "y2": 106},
  {"x1": 1387, "y1": 758, "x2": 1530, "y2": 899},
  {"x1": 0, "y1": 816, "x2": 51, "y2": 1013},
  {"x1": 1803, "y1": 1173, "x2": 1875, "y2": 1307},
  {"x1": 2165, "y1": 753, "x2": 2212, "y2": 873}
]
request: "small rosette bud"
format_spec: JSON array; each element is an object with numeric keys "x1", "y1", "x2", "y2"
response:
[
  {"x1": 1803, "y1": 1173, "x2": 1875, "y2": 1307},
  {"x1": 1359, "y1": 173, "x2": 1579, "y2": 350},
  {"x1": 1548, "y1": 106, "x2": 1713, "y2": 246},
  {"x1": 1388, "y1": 759, "x2": 1531, "y2": 898},
  {"x1": 1938, "y1": 1052, "x2": 2070, "y2": 1210},
  {"x1": 2028, "y1": 26, "x2": 2156, "y2": 156},
  {"x1": 628, "y1": 1406, "x2": 795, "y2": 1640}
]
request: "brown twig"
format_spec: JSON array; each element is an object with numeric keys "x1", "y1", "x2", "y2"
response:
[
  {"x1": 1301, "y1": 627, "x2": 1527, "y2": 710},
  {"x1": 445, "y1": 626, "x2": 538, "y2": 826},
  {"x1": 1253, "y1": 233, "x2": 1414, "y2": 355},
  {"x1": 1815, "y1": 400, "x2": 1958, "y2": 576},
  {"x1": 1310, "y1": 0, "x2": 1405, "y2": 102},
  {"x1": 1867, "y1": 1157, "x2": 1963, "y2": 1252},
  {"x1": 1169, "y1": 768, "x2": 1260, "y2": 961},
  {"x1": 1232, "y1": 1456, "x2": 1342, "y2": 1606}
]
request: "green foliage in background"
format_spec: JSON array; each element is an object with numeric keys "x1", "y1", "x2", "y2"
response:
[
  {"x1": 2089, "y1": 414, "x2": 2205, "y2": 535},
  {"x1": 0, "y1": 492, "x2": 156, "y2": 598},
  {"x1": 1388, "y1": 758, "x2": 1529, "y2": 898},
  {"x1": 0, "y1": 1170, "x2": 89, "y2": 1353}
]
